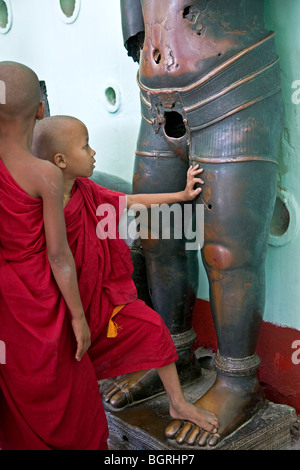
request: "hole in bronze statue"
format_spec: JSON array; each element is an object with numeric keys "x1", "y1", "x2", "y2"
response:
[
  {"x1": 60, "y1": 0, "x2": 76, "y2": 18},
  {"x1": 153, "y1": 49, "x2": 161, "y2": 64},
  {"x1": 183, "y1": 5, "x2": 198, "y2": 22},
  {"x1": 164, "y1": 111, "x2": 186, "y2": 138},
  {"x1": 270, "y1": 196, "x2": 290, "y2": 237},
  {"x1": 0, "y1": 1, "x2": 8, "y2": 29},
  {"x1": 105, "y1": 87, "x2": 116, "y2": 107}
]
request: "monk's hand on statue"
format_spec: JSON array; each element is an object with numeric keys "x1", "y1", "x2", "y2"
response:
[
  {"x1": 71, "y1": 313, "x2": 91, "y2": 361},
  {"x1": 183, "y1": 165, "x2": 204, "y2": 201}
]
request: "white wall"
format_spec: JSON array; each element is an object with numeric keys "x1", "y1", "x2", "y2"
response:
[{"x1": 0, "y1": 0, "x2": 140, "y2": 182}]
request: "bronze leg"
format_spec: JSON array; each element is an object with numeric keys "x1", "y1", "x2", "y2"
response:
[
  {"x1": 201, "y1": 161, "x2": 277, "y2": 358},
  {"x1": 133, "y1": 155, "x2": 198, "y2": 334},
  {"x1": 166, "y1": 159, "x2": 278, "y2": 446}
]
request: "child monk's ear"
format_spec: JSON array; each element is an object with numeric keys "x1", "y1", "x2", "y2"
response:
[
  {"x1": 36, "y1": 101, "x2": 45, "y2": 121},
  {"x1": 53, "y1": 153, "x2": 67, "y2": 169}
]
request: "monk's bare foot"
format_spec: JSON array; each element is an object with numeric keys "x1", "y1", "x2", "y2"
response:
[
  {"x1": 165, "y1": 374, "x2": 263, "y2": 447},
  {"x1": 169, "y1": 400, "x2": 219, "y2": 435},
  {"x1": 101, "y1": 369, "x2": 164, "y2": 410}
]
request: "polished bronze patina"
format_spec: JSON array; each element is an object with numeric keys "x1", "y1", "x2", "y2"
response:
[{"x1": 102, "y1": 0, "x2": 284, "y2": 447}]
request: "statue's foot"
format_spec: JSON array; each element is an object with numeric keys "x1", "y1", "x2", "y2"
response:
[
  {"x1": 165, "y1": 374, "x2": 263, "y2": 447},
  {"x1": 101, "y1": 359, "x2": 202, "y2": 411},
  {"x1": 101, "y1": 369, "x2": 164, "y2": 410}
]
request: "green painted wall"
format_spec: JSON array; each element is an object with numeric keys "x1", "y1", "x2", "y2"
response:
[{"x1": 264, "y1": 0, "x2": 300, "y2": 329}]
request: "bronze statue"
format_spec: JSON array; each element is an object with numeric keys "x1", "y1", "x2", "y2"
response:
[{"x1": 102, "y1": 0, "x2": 283, "y2": 447}]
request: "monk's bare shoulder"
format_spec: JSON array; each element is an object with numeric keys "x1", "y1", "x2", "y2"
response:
[{"x1": 31, "y1": 157, "x2": 64, "y2": 199}]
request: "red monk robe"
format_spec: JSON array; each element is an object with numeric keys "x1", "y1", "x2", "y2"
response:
[
  {"x1": 0, "y1": 160, "x2": 177, "y2": 450},
  {"x1": 0, "y1": 159, "x2": 107, "y2": 450},
  {"x1": 64, "y1": 177, "x2": 178, "y2": 379}
]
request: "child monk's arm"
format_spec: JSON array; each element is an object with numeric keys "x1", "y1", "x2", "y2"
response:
[
  {"x1": 126, "y1": 165, "x2": 204, "y2": 209},
  {"x1": 37, "y1": 162, "x2": 90, "y2": 361}
]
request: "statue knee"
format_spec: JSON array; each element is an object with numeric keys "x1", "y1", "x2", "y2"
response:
[
  {"x1": 202, "y1": 243, "x2": 251, "y2": 271},
  {"x1": 203, "y1": 244, "x2": 233, "y2": 270}
]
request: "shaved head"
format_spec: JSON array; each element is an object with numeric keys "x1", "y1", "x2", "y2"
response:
[
  {"x1": 0, "y1": 61, "x2": 41, "y2": 121},
  {"x1": 32, "y1": 115, "x2": 85, "y2": 162}
]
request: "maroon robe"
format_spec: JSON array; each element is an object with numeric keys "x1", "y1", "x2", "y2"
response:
[
  {"x1": 0, "y1": 164, "x2": 177, "y2": 450},
  {"x1": 0, "y1": 160, "x2": 107, "y2": 450},
  {"x1": 65, "y1": 178, "x2": 178, "y2": 379}
]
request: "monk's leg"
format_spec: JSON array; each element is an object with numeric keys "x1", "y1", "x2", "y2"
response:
[
  {"x1": 94, "y1": 299, "x2": 194, "y2": 410},
  {"x1": 157, "y1": 363, "x2": 218, "y2": 434}
]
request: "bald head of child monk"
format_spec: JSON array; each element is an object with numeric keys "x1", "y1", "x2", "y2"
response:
[
  {"x1": 33, "y1": 116, "x2": 80, "y2": 161},
  {"x1": 0, "y1": 61, "x2": 44, "y2": 124},
  {"x1": 32, "y1": 116, "x2": 96, "y2": 180}
]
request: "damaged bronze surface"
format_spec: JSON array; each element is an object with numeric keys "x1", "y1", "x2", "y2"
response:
[{"x1": 108, "y1": 0, "x2": 285, "y2": 448}]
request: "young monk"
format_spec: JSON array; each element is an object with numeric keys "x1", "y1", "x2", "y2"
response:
[{"x1": 32, "y1": 115, "x2": 219, "y2": 444}]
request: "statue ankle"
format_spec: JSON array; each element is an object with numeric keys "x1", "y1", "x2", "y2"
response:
[
  {"x1": 214, "y1": 351, "x2": 262, "y2": 394},
  {"x1": 214, "y1": 351, "x2": 261, "y2": 377},
  {"x1": 171, "y1": 328, "x2": 197, "y2": 367}
]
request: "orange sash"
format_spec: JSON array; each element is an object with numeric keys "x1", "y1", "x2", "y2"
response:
[{"x1": 107, "y1": 305, "x2": 125, "y2": 338}]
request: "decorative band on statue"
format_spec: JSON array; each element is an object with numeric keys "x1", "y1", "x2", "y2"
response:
[
  {"x1": 214, "y1": 351, "x2": 261, "y2": 377},
  {"x1": 171, "y1": 328, "x2": 197, "y2": 352}
]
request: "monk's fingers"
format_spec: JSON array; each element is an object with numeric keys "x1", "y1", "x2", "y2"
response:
[
  {"x1": 191, "y1": 188, "x2": 202, "y2": 198},
  {"x1": 193, "y1": 177, "x2": 205, "y2": 185},
  {"x1": 75, "y1": 338, "x2": 90, "y2": 361},
  {"x1": 188, "y1": 165, "x2": 204, "y2": 175},
  {"x1": 75, "y1": 342, "x2": 84, "y2": 361}
]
